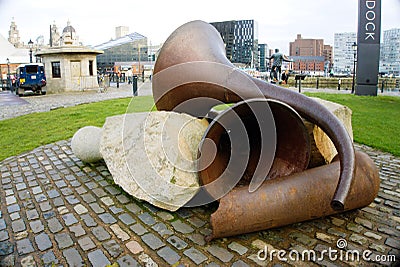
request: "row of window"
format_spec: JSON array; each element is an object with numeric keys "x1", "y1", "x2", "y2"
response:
[{"x1": 50, "y1": 61, "x2": 94, "y2": 78}]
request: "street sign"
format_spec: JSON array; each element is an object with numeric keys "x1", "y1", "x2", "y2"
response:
[{"x1": 356, "y1": 0, "x2": 381, "y2": 96}]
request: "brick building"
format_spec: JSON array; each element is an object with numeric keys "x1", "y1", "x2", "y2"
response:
[
  {"x1": 289, "y1": 34, "x2": 332, "y2": 74},
  {"x1": 290, "y1": 34, "x2": 324, "y2": 57},
  {"x1": 323, "y1": 45, "x2": 333, "y2": 67},
  {"x1": 290, "y1": 56, "x2": 326, "y2": 75}
]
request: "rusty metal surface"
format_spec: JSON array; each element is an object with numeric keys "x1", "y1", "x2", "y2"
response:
[
  {"x1": 153, "y1": 20, "x2": 355, "y2": 210},
  {"x1": 198, "y1": 99, "x2": 310, "y2": 190},
  {"x1": 206, "y1": 151, "x2": 380, "y2": 241}
]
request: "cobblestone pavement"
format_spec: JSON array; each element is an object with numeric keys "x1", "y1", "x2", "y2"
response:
[
  {"x1": 0, "y1": 80, "x2": 152, "y2": 121},
  {"x1": 0, "y1": 140, "x2": 399, "y2": 266}
]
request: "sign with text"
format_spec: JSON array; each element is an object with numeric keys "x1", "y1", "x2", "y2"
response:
[
  {"x1": 358, "y1": 0, "x2": 381, "y2": 44},
  {"x1": 356, "y1": 0, "x2": 381, "y2": 96}
]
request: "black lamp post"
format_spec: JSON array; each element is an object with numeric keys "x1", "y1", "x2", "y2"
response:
[
  {"x1": 28, "y1": 39, "x2": 34, "y2": 63},
  {"x1": 6, "y1": 58, "x2": 12, "y2": 91},
  {"x1": 351, "y1": 42, "x2": 357, "y2": 94}
]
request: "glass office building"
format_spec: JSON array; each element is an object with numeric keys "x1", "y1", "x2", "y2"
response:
[
  {"x1": 380, "y1": 28, "x2": 400, "y2": 77},
  {"x1": 211, "y1": 20, "x2": 259, "y2": 69},
  {"x1": 94, "y1": 32, "x2": 148, "y2": 70},
  {"x1": 258, "y1": 43, "x2": 269, "y2": 72}
]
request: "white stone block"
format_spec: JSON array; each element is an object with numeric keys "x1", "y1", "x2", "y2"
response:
[
  {"x1": 308, "y1": 97, "x2": 353, "y2": 165},
  {"x1": 100, "y1": 111, "x2": 209, "y2": 211}
]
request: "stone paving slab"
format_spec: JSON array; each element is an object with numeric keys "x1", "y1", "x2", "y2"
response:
[{"x1": 0, "y1": 140, "x2": 399, "y2": 267}]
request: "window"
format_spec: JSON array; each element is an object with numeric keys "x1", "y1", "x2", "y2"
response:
[
  {"x1": 26, "y1": 65, "x2": 38, "y2": 74},
  {"x1": 52, "y1": 62, "x2": 61, "y2": 78},
  {"x1": 89, "y1": 60, "x2": 93, "y2": 76}
]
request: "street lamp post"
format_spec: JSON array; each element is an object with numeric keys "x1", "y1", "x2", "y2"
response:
[
  {"x1": 137, "y1": 43, "x2": 145, "y2": 82},
  {"x1": 6, "y1": 58, "x2": 12, "y2": 92},
  {"x1": 28, "y1": 39, "x2": 34, "y2": 63},
  {"x1": 351, "y1": 42, "x2": 357, "y2": 94}
]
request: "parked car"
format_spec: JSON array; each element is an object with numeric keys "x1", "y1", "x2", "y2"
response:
[{"x1": 15, "y1": 63, "x2": 46, "y2": 96}]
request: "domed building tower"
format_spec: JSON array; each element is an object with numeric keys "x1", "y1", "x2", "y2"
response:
[
  {"x1": 8, "y1": 18, "x2": 22, "y2": 48},
  {"x1": 61, "y1": 20, "x2": 80, "y2": 46}
]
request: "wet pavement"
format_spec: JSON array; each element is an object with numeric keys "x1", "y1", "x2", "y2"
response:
[
  {"x1": 0, "y1": 92, "x2": 29, "y2": 107},
  {"x1": 0, "y1": 83, "x2": 399, "y2": 266}
]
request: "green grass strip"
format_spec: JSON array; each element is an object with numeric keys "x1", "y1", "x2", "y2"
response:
[
  {"x1": 0, "y1": 96, "x2": 155, "y2": 161},
  {"x1": 305, "y1": 93, "x2": 400, "y2": 156}
]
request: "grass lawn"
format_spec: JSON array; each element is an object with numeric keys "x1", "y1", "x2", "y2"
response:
[
  {"x1": 0, "y1": 93, "x2": 399, "y2": 162},
  {"x1": 304, "y1": 93, "x2": 400, "y2": 156},
  {"x1": 0, "y1": 96, "x2": 155, "y2": 161}
]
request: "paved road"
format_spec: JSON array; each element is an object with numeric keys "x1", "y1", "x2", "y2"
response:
[
  {"x1": 0, "y1": 82, "x2": 399, "y2": 266},
  {"x1": 0, "y1": 92, "x2": 29, "y2": 107}
]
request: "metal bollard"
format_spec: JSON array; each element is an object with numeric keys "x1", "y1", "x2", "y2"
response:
[
  {"x1": 298, "y1": 79, "x2": 302, "y2": 93},
  {"x1": 132, "y1": 75, "x2": 138, "y2": 96}
]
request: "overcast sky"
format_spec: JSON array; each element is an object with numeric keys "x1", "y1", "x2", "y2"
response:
[{"x1": 0, "y1": 0, "x2": 399, "y2": 54}]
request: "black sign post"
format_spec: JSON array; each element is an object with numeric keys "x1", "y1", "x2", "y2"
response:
[{"x1": 355, "y1": 0, "x2": 381, "y2": 96}]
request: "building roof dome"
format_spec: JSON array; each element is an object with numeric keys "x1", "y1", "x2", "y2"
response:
[{"x1": 62, "y1": 20, "x2": 76, "y2": 33}]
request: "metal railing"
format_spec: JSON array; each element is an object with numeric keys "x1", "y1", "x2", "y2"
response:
[{"x1": 286, "y1": 77, "x2": 400, "y2": 92}]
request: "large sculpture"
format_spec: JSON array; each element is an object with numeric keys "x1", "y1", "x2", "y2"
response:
[
  {"x1": 152, "y1": 20, "x2": 355, "y2": 210},
  {"x1": 151, "y1": 20, "x2": 380, "y2": 239},
  {"x1": 72, "y1": 20, "x2": 380, "y2": 241}
]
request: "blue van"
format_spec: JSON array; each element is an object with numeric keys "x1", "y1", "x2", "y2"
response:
[{"x1": 15, "y1": 63, "x2": 47, "y2": 96}]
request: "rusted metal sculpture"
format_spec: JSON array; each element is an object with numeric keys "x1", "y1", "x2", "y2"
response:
[
  {"x1": 153, "y1": 20, "x2": 355, "y2": 210},
  {"x1": 197, "y1": 99, "x2": 311, "y2": 194},
  {"x1": 206, "y1": 151, "x2": 380, "y2": 241},
  {"x1": 152, "y1": 20, "x2": 380, "y2": 240}
]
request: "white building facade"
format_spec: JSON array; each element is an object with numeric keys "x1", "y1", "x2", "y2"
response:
[
  {"x1": 380, "y1": 28, "x2": 400, "y2": 77},
  {"x1": 35, "y1": 21, "x2": 103, "y2": 93},
  {"x1": 333, "y1": 32, "x2": 357, "y2": 75},
  {"x1": 115, "y1": 26, "x2": 130, "y2": 39},
  {"x1": 35, "y1": 47, "x2": 102, "y2": 93}
]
